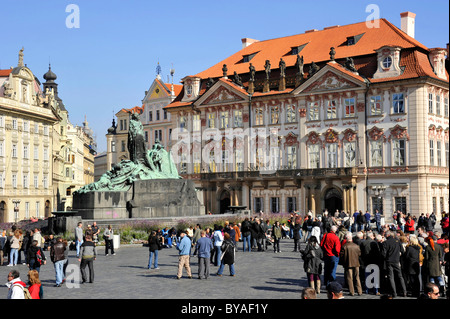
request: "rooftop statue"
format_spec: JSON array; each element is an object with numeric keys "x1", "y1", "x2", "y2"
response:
[{"x1": 76, "y1": 113, "x2": 180, "y2": 194}]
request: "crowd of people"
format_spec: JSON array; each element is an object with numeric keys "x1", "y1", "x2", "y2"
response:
[{"x1": 3, "y1": 209, "x2": 449, "y2": 299}]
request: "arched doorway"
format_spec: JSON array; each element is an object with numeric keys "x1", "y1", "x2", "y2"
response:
[
  {"x1": 219, "y1": 190, "x2": 231, "y2": 214},
  {"x1": 0, "y1": 201, "x2": 6, "y2": 223},
  {"x1": 324, "y1": 188, "x2": 343, "y2": 214}
]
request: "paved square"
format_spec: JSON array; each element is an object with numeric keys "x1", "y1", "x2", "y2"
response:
[{"x1": 0, "y1": 239, "x2": 416, "y2": 299}]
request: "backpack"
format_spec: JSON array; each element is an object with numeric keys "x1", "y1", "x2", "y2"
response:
[
  {"x1": 23, "y1": 287, "x2": 32, "y2": 299},
  {"x1": 13, "y1": 282, "x2": 32, "y2": 299},
  {"x1": 36, "y1": 249, "x2": 43, "y2": 265}
]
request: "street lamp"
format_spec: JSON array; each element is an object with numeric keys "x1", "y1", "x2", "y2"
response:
[{"x1": 12, "y1": 199, "x2": 21, "y2": 223}]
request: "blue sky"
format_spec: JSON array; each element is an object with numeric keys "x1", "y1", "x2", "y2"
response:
[{"x1": 1, "y1": 0, "x2": 449, "y2": 152}]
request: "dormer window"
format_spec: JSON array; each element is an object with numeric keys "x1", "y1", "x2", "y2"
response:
[
  {"x1": 382, "y1": 56, "x2": 392, "y2": 69},
  {"x1": 291, "y1": 43, "x2": 308, "y2": 55},
  {"x1": 346, "y1": 33, "x2": 364, "y2": 46},
  {"x1": 373, "y1": 46, "x2": 402, "y2": 79},
  {"x1": 243, "y1": 52, "x2": 258, "y2": 63}
]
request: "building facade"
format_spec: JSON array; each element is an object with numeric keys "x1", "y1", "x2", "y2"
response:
[
  {"x1": 165, "y1": 13, "x2": 449, "y2": 222},
  {"x1": 0, "y1": 49, "x2": 58, "y2": 222}
]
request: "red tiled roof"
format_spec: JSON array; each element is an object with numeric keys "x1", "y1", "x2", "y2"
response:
[
  {"x1": 116, "y1": 106, "x2": 144, "y2": 115},
  {"x1": 0, "y1": 69, "x2": 12, "y2": 77},
  {"x1": 194, "y1": 18, "x2": 429, "y2": 80}
]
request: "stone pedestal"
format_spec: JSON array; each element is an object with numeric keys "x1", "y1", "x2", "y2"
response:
[
  {"x1": 263, "y1": 80, "x2": 270, "y2": 93},
  {"x1": 72, "y1": 179, "x2": 205, "y2": 220},
  {"x1": 279, "y1": 77, "x2": 286, "y2": 91}
]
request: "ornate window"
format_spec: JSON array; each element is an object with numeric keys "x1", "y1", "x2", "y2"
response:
[
  {"x1": 344, "y1": 142, "x2": 356, "y2": 167},
  {"x1": 270, "y1": 106, "x2": 280, "y2": 124},
  {"x1": 179, "y1": 115, "x2": 186, "y2": 131},
  {"x1": 429, "y1": 140, "x2": 434, "y2": 165},
  {"x1": 286, "y1": 105, "x2": 296, "y2": 123},
  {"x1": 392, "y1": 139, "x2": 405, "y2": 166},
  {"x1": 326, "y1": 144, "x2": 338, "y2": 168},
  {"x1": 344, "y1": 98, "x2": 355, "y2": 117},
  {"x1": 209, "y1": 149, "x2": 216, "y2": 173},
  {"x1": 446, "y1": 142, "x2": 449, "y2": 168},
  {"x1": 234, "y1": 110, "x2": 242, "y2": 128},
  {"x1": 444, "y1": 97, "x2": 449, "y2": 118},
  {"x1": 308, "y1": 101, "x2": 320, "y2": 121},
  {"x1": 234, "y1": 149, "x2": 244, "y2": 171},
  {"x1": 370, "y1": 95, "x2": 382, "y2": 115},
  {"x1": 287, "y1": 146, "x2": 297, "y2": 169},
  {"x1": 219, "y1": 111, "x2": 229, "y2": 129},
  {"x1": 393, "y1": 93, "x2": 405, "y2": 113},
  {"x1": 12, "y1": 144, "x2": 17, "y2": 158},
  {"x1": 436, "y1": 95, "x2": 441, "y2": 116},
  {"x1": 326, "y1": 100, "x2": 337, "y2": 119},
  {"x1": 309, "y1": 144, "x2": 320, "y2": 168},
  {"x1": 429, "y1": 93, "x2": 434, "y2": 114},
  {"x1": 437, "y1": 141, "x2": 442, "y2": 166},
  {"x1": 207, "y1": 113, "x2": 215, "y2": 129},
  {"x1": 370, "y1": 141, "x2": 383, "y2": 167},
  {"x1": 382, "y1": 56, "x2": 392, "y2": 68},
  {"x1": 254, "y1": 107, "x2": 264, "y2": 125},
  {"x1": 192, "y1": 114, "x2": 200, "y2": 132}
]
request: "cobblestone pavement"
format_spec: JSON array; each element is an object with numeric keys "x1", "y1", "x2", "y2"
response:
[{"x1": 0, "y1": 239, "x2": 426, "y2": 300}]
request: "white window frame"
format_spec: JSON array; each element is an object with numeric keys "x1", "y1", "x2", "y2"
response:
[
  {"x1": 429, "y1": 93, "x2": 434, "y2": 114},
  {"x1": 430, "y1": 139, "x2": 435, "y2": 166},
  {"x1": 309, "y1": 102, "x2": 320, "y2": 121},
  {"x1": 287, "y1": 146, "x2": 297, "y2": 169},
  {"x1": 392, "y1": 139, "x2": 406, "y2": 166},
  {"x1": 371, "y1": 140, "x2": 383, "y2": 167},
  {"x1": 344, "y1": 98, "x2": 355, "y2": 118},
  {"x1": 370, "y1": 95, "x2": 382, "y2": 115},
  {"x1": 308, "y1": 144, "x2": 320, "y2": 168},
  {"x1": 326, "y1": 143, "x2": 338, "y2": 168},
  {"x1": 326, "y1": 100, "x2": 337, "y2": 119},
  {"x1": 393, "y1": 93, "x2": 405, "y2": 114}
]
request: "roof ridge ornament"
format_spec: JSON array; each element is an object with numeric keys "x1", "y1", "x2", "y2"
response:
[{"x1": 18, "y1": 47, "x2": 24, "y2": 67}]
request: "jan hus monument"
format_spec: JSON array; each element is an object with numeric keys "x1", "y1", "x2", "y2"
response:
[{"x1": 72, "y1": 113, "x2": 204, "y2": 219}]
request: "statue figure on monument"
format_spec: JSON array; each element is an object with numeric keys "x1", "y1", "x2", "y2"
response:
[
  {"x1": 295, "y1": 55, "x2": 304, "y2": 77},
  {"x1": 279, "y1": 58, "x2": 286, "y2": 78},
  {"x1": 264, "y1": 60, "x2": 271, "y2": 80},
  {"x1": 249, "y1": 63, "x2": 256, "y2": 82},
  {"x1": 344, "y1": 57, "x2": 358, "y2": 73}
]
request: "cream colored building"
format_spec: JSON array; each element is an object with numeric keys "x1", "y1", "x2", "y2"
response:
[{"x1": 0, "y1": 49, "x2": 58, "y2": 222}]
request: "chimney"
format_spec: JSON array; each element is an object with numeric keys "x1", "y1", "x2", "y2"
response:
[
  {"x1": 400, "y1": 11, "x2": 416, "y2": 38},
  {"x1": 241, "y1": 38, "x2": 259, "y2": 49}
]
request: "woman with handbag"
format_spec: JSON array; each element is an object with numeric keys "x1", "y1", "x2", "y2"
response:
[
  {"x1": 216, "y1": 233, "x2": 236, "y2": 276},
  {"x1": 300, "y1": 236, "x2": 323, "y2": 294}
]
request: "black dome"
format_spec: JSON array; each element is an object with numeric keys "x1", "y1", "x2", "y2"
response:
[{"x1": 43, "y1": 65, "x2": 57, "y2": 82}]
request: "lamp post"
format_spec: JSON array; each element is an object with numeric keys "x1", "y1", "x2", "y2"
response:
[{"x1": 12, "y1": 199, "x2": 21, "y2": 223}]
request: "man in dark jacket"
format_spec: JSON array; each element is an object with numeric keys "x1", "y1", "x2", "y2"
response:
[
  {"x1": 50, "y1": 237, "x2": 66, "y2": 287},
  {"x1": 382, "y1": 231, "x2": 407, "y2": 297},
  {"x1": 241, "y1": 218, "x2": 252, "y2": 252}
]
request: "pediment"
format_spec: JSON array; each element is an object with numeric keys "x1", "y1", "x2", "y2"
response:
[
  {"x1": 197, "y1": 81, "x2": 246, "y2": 106},
  {"x1": 292, "y1": 64, "x2": 366, "y2": 95}
]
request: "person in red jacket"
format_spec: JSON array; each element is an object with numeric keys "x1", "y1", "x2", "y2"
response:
[
  {"x1": 27, "y1": 269, "x2": 42, "y2": 299},
  {"x1": 405, "y1": 215, "x2": 415, "y2": 234},
  {"x1": 320, "y1": 225, "x2": 341, "y2": 286}
]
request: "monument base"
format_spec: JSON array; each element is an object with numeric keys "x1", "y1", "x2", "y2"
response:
[{"x1": 72, "y1": 179, "x2": 205, "y2": 220}]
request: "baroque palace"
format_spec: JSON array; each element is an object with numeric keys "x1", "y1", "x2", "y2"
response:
[
  {"x1": 162, "y1": 13, "x2": 449, "y2": 221},
  {"x1": 0, "y1": 49, "x2": 96, "y2": 223}
]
